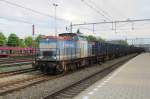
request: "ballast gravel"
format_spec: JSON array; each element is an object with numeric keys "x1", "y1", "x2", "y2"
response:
[{"x1": 0, "y1": 54, "x2": 137, "y2": 99}]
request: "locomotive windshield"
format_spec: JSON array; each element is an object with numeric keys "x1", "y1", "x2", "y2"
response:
[
  {"x1": 42, "y1": 51, "x2": 55, "y2": 57},
  {"x1": 38, "y1": 38, "x2": 57, "y2": 60}
]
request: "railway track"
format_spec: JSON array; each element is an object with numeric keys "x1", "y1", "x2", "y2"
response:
[
  {"x1": 0, "y1": 59, "x2": 32, "y2": 64},
  {"x1": 0, "y1": 68, "x2": 36, "y2": 78},
  {"x1": 0, "y1": 61, "x2": 32, "y2": 68},
  {"x1": 0, "y1": 62, "x2": 33, "y2": 74},
  {"x1": 0, "y1": 57, "x2": 32, "y2": 60},
  {"x1": 0, "y1": 57, "x2": 33, "y2": 65},
  {"x1": 0, "y1": 58, "x2": 33, "y2": 72},
  {"x1": 0, "y1": 54, "x2": 136, "y2": 97},
  {"x1": 0, "y1": 58, "x2": 32, "y2": 64},
  {"x1": 0, "y1": 70, "x2": 45, "y2": 95},
  {"x1": 43, "y1": 57, "x2": 132, "y2": 99},
  {"x1": 0, "y1": 72, "x2": 64, "y2": 96}
]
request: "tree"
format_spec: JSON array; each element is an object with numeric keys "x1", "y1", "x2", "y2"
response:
[
  {"x1": 34, "y1": 35, "x2": 41, "y2": 47},
  {"x1": 109, "y1": 40, "x2": 128, "y2": 46},
  {"x1": 19, "y1": 39, "x2": 26, "y2": 47},
  {"x1": 118, "y1": 40, "x2": 128, "y2": 46},
  {"x1": 7, "y1": 33, "x2": 20, "y2": 46},
  {"x1": 76, "y1": 29, "x2": 81, "y2": 34},
  {"x1": 24, "y1": 36, "x2": 33, "y2": 47},
  {"x1": 86, "y1": 35, "x2": 97, "y2": 41},
  {"x1": 0, "y1": 32, "x2": 6, "y2": 46},
  {"x1": 96, "y1": 37, "x2": 105, "y2": 42}
]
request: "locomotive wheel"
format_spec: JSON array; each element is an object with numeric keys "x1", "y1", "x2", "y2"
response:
[
  {"x1": 40, "y1": 65, "x2": 45, "y2": 72},
  {"x1": 56, "y1": 64, "x2": 63, "y2": 73},
  {"x1": 43, "y1": 65, "x2": 49, "y2": 73},
  {"x1": 70, "y1": 63, "x2": 75, "y2": 71},
  {"x1": 77, "y1": 62, "x2": 80, "y2": 68},
  {"x1": 40, "y1": 64, "x2": 48, "y2": 73},
  {"x1": 73, "y1": 63, "x2": 78, "y2": 71},
  {"x1": 46, "y1": 63, "x2": 57, "y2": 75}
]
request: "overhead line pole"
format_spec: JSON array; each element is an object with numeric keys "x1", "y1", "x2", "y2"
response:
[
  {"x1": 92, "y1": 24, "x2": 95, "y2": 34},
  {"x1": 32, "y1": 24, "x2": 35, "y2": 38}
]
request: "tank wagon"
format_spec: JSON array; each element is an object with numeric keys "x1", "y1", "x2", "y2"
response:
[{"x1": 32, "y1": 33, "x2": 144, "y2": 74}]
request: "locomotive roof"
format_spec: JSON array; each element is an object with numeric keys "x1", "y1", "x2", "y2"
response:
[
  {"x1": 59, "y1": 33, "x2": 77, "y2": 37},
  {"x1": 40, "y1": 35, "x2": 73, "y2": 41}
]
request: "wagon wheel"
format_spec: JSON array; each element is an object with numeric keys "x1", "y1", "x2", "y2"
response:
[{"x1": 56, "y1": 64, "x2": 64, "y2": 73}]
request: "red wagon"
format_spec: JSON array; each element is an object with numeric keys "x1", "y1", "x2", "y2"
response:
[{"x1": 0, "y1": 47, "x2": 36, "y2": 57}]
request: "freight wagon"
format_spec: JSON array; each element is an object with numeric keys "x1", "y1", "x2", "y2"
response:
[{"x1": 0, "y1": 47, "x2": 35, "y2": 58}]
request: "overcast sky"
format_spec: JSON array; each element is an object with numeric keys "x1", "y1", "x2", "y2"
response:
[{"x1": 0, "y1": 0, "x2": 150, "y2": 41}]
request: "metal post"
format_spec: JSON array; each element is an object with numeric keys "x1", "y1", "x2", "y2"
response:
[
  {"x1": 114, "y1": 21, "x2": 117, "y2": 33},
  {"x1": 112, "y1": 22, "x2": 114, "y2": 30},
  {"x1": 32, "y1": 24, "x2": 35, "y2": 38},
  {"x1": 131, "y1": 22, "x2": 134, "y2": 30},
  {"x1": 53, "y1": 3, "x2": 58, "y2": 36},
  {"x1": 92, "y1": 24, "x2": 95, "y2": 34},
  {"x1": 70, "y1": 22, "x2": 73, "y2": 33}
]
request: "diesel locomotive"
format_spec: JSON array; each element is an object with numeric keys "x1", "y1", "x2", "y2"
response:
[{"x1": 32, "y1": 33, "x2": 144, "y2": 74}]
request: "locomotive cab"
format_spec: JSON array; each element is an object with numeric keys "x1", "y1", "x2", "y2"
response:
[
  {"x1": 37, "y1": 38, "x2": 58, "y2": 61},
  {"x1": 33, "y1": 33, "x2": 80, "y2": 74}
]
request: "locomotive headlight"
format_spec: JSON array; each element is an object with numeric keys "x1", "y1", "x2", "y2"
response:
[
  {"x1": 38, "y1": 56, "x2": 43, "y2": 59},
  {"x1": 52, "y1": 56, "x2": 57, "y2": 59}
]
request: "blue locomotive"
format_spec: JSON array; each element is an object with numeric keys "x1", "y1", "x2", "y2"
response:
[{"x1": 33, "y1": 33, "x2": 144, "y2": 74}]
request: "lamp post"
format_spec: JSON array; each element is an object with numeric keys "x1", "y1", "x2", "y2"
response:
[
  {"x1": 53, "y1": 3, "x2": 58, "y2": 37},
  {"x1": 53, "y1": 3, "x2": 58, "y2": 59}
]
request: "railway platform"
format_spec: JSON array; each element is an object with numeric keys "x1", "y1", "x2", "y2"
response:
[{"x1": 74, "y1": 53, "x2": 150, "y2": 99}]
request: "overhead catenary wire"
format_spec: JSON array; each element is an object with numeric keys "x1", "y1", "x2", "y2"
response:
[
  {"x1": 0, "y1": 0, "x2": 67, "y2": 28},
  {"x1": 81, "y1": 0, "x2": 132, "y2": 33},
  {"x1": 81, "y1": 0, "x2": 112, "y2": 21},
  {"x1": 72, "y1": 18, "x2": 150, "y2": 26},
  {"x1": 0, "y1": 0, "x2": 68, "y2": 22},
  {"x1": 72, "y1": 18, "x2": 150, "y2": 34},
  {"x1": 79, "y1": 0, "x2": 114, "y2": 33},
  {"x1": 87, "y1": 0, "x2": 113, "y2": 20},
  {"x1": 87, "y1": 0, "x2": 132, "y2": 33},
  {"x1": 0, "y1": 16, "x2": 57, "y2": 29},
  {"x1": 0, "y1": 16, "x2": 32, "y2": 24}
]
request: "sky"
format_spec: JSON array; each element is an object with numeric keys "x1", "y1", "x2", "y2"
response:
[{"x1": 0, "y1": 0, "x2": 150, "y2": 42}]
